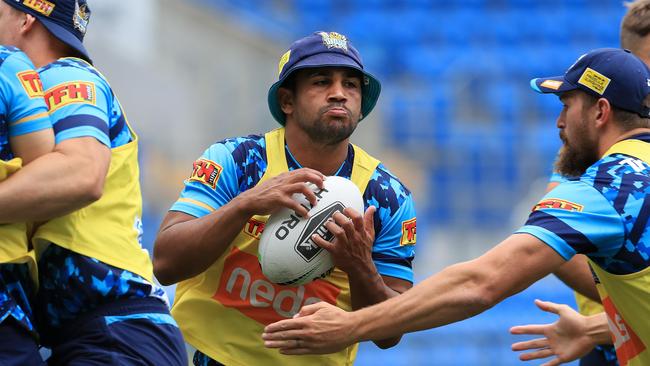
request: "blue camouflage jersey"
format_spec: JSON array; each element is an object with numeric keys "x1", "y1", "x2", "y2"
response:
[
  {"x1": 0, "y1": 46, "x2": 50, "y2": 335},
  {"x1": 0, "y1": 46, "x2": 50, "y2": 160},
  {"x1": 519, "y1": 133, "x2": 650, "y2": 274},
  {"x1": 35, "y1": 58, "x2": 167, "y2": 331},
  {"x1": 171, "y1": 134, "x2": 417, "y2": 282}
]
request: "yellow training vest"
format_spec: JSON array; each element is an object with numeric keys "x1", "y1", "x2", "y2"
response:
[
  {"x1": 587, "y1": 139, "x2": 650, "y2": 366},
  {"x1": 32, "y1": 124, "x2": 153, "y2": 283},
  {"x1": 574, "y1": 292, "x2": 604, "y2": 318},
  {"x1": 0, "y1": 158, "x2": 37, "y2": 283},
  {"x1": 172, "y1": 128, "x2": 380, "y2": 366}
]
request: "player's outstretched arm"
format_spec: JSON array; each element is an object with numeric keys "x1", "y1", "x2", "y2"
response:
[
  {"x1": 153, "y1": 168, "x2": 325, "y2": 285},
  {"x1": 0, "y1": 136, "x2": 110, "y2": 223},
  {"x1": 510, "y1": 299, "x2": 611, "y2": 366},
  {"x1": 263, "y1": 233, "x2": 567, "y2": 354}
]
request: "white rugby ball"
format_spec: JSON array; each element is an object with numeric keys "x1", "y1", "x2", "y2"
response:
[{"x1": 259, "y1": 176, "x2": 364, "y2": 286}]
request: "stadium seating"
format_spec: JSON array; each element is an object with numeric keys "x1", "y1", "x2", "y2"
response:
[{"x1": 196, "y1": 0, "x2": 624, "y2": 229}]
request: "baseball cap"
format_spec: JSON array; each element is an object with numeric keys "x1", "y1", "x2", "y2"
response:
[
  {"x1": 268, "y1": 31, "x2": 381, "y2": 125},
  {"x1": 531, "y1": 48, "x2": 650, "y2": 118},
  {"x1": 3, "y1": 0, "x2": 91, "y2": 63}
]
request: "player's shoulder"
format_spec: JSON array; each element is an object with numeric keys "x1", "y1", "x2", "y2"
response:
[
  {"x1": 582, "y1": 153, "x2": 650, "y2": 188},
  {"x1": 39, "y1": 57, "x2": 106, "y2": 84},
  {"x1": 215, "y1": 134, "x2": 266, "y2": 153},
  {"x1": 0, "y1": 46, "x2": 34, "y2": 72},
  {"x1": 364, "y1": 162, "x2": 413, "y2": 213},
  {"x1": 369, "y1": 163, "x2": 411, "y2": 195},
  {"x1": 207, "y1": 134, "x2": 266, "y2": 163}
]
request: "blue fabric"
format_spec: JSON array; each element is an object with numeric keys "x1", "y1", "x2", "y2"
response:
[
  {"x1": 0, "y1": 46, "x2": 50, "y2": 161},
  {"x1": 38, "y1": 58, "x2": 131, "y2": 148},
  {"x1": 104, "y1": 312, "x2": 178, "y2": 327},
  {"x1": 0, "y1": 319, "x2": 45, "y2": 366},
  {"x1": 518, "y1": 136, "x2": 650, "y2": 274},
  {"x1": 580, "y1": 345, "x2": 619, "y2": 366},
  {"x1": 193, "y1": 351, "x2": 225, "y2": 366},
  {"x1": 36, "y1": 245, "x2": 169, "y2": 335},
  {"x1": 44, "y1": 297, "x2": 187, "y2": 366},
  {"x1": 170, "y1": 134, "x2": 416, "y2": 282},
  {"x1": 0, "y1": 263, "x2": 36, "y2": 336}
]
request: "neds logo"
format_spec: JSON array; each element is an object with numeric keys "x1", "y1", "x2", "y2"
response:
[{"x1": 213, "y1": 247, "x2": 340, "y2": 325}]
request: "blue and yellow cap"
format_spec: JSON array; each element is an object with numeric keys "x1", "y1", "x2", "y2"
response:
[
  {"x1": 531, "y1": 48, "x2": 650, "y2": 118},
  {"x1": 268, "y1": 31, "x2": 381, "y2": 125},
  {"x1": 3, "y1": 0, "x2": 91, "y2": 63}
]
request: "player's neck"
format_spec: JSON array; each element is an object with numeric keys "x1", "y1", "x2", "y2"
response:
[
  {"x1": 20, "y1": 35, "x2": 65, "y2": 68},
  {"x1": 599, "y1": 127, "x2": 650, "y2": 156},
  {"x1": 284, "y1": 125, "x2": 349, "y2": 176}
]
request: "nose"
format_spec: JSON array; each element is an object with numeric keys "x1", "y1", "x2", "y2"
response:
[
  {"x1": 556, "y1": 113, "x2": 565, "y2": 129},
  {"x1": 327, "y1": 80, "x2": 347, "y2": 104}
]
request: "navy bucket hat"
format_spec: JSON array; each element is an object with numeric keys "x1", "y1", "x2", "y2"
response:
[
  {"x1": 3, "y1": 0, "x2": 92, "y2": 63},
  {"x1": 268, "y1": 31, "x2": 381, "y2": 125},
  {"x1": 531, "y1": 48, "x2": 650, "y2": 118}
]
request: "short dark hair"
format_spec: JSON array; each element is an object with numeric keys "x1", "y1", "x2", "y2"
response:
[
  {"x1": 581, "y1": 92, "x2": 650, "y2": 130},
  {"x1": 621, "y1": 0, "x2": 650, "y2": 52}
]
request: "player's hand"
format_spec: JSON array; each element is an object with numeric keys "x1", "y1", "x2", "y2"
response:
[
  {"x1": 311, "y1": 206, "x2": 376, "y2": 274},
  {"x1": 236, "y1": 168, "x2": 325, "y2": 218},
  {"x1": 262, "y1": 301, "x2": 358, "y2": 355},
  {"x1": 510, "y1": 299, "x2": 597, "y2": 366}
]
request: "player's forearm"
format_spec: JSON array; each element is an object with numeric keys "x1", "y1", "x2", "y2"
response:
[
  {"x1": 0, "y1": 150, "x2": 105, "y2": 223},
  {"x1": 153, "y1": 195, "x2": 253, "y2": 285},
  {"x1": 349, "y1": 261, "x2": 500, "y2": 342},
  {"x1": 347, "y1": 262, "x2": 402, "y2": 348}
]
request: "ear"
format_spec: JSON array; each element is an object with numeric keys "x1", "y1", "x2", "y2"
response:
[
  {"x1": 19, "y1": 13, "x2": 37, "y2": 35},
  {"x1": 593, "y1": 97, "x2": 612, "y2": 129},
  {"x1": 277, "y1": 87, "x2": 294, "y2": 115}
]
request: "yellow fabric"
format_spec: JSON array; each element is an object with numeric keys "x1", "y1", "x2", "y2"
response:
[
  {"x1": 574, "y1": 292, "x2": 604, "y2": 316},
  {"x1": 173, "y1": 127, "x2": 380, "y2": 366},
  {"x1": 602, "y1": 138, "x2": 650, "y2": 162},
  {"x1": 0, "y1": 158, "x2": 37, "y2": 284},
  {"x1": 32, "y1": 125, "x2": 153, "y2": 282},
  {"x1": 586, "y1": 139, "x2": 650, "y2": 366},
  {"x1": 591, "y1": 263, "x2": 650, "y2": 366}
]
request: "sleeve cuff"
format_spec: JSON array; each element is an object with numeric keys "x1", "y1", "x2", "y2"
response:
[{"x1": 515, "y1": 225, "x2": 577, "y2": 260}]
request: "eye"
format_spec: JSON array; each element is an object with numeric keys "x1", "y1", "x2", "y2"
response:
[{"x1": 344, "y1": 80, "x2": 360, "y2": 89}]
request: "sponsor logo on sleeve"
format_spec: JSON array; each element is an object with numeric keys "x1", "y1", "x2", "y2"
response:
[
  {"x1": 400, "y1": 218, "x2": 417, "y2": 246},
  {"x1": 243, "y1": 217, "x2": 266, "y2": 240},
  {"x1": 189, "y1": 158, "x2": 222, "y2": 189},
  {"x1": 44, "y1": 81, "x2": 95, "y2": 112},
  {"x1": 578, "y1": 67, "x2": 611, "y2": 95},
  {"x1": 22, "y1": 0, "x2": 55, "y2": 16},
  {"x1": 16, "y1": 71, "x2": 44, "y2": 98},
  {"x1": 532, "y1": 198, "x2": 583, "y2": 212}
]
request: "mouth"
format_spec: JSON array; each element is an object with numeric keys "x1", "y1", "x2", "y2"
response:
[{"x1": 323, "y1": 107, "x2": 349, "y2": 118}]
